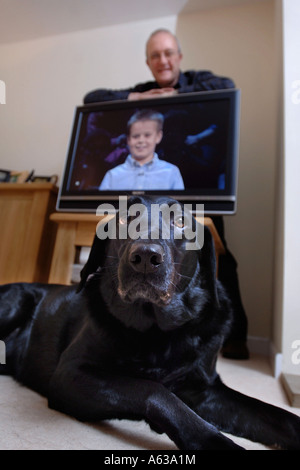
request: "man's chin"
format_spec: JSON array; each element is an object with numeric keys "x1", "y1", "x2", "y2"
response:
[
  {"x1": 158, "y1": 81, "x2": 173, "y2": 88},
  {"x1": 155, "y1": 73, "x2": 175, "y2": 87}
]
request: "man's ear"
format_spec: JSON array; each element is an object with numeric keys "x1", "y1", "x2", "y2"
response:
[
  {"x1": 198, "y1": 225, "x2": 219, "y2": 307},
  {"x1": 76, "y1": 234, "x2": 108, "y2": 293}
]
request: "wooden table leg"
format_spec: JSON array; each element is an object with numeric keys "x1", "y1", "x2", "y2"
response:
[{"x1": 48, "y1": 222, "x2": 76, "y2": 285}]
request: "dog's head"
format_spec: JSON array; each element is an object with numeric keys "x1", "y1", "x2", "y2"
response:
[{"x1": 78, "y1": 196, "x2": 218, "y2": 331}]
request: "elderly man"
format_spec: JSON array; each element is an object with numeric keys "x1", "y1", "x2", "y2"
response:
[
  {"x1": 84, "y1": 29, "x2": 235, "y2": 103},
  {"x1": 83, "y1": 29, "x2": 249, "y2": 360}
]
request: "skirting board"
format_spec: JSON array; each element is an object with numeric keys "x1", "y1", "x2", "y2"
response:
[
  {"x1": 281, "y1": 373, "x2": 300, "y2": 408},
  {"x1": 247, "y1": 336, "x2": 270, "y2": 356},
  {"x1": 247, "y1": 338, "x2": 300, "y2": 407},
  {"x1": 247, "y1": 336, "x2": 282, "y2": 378}
]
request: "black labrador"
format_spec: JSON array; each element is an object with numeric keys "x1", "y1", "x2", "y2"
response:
[{"x1": 0, "y1": 196, "x2": 299, "y2": 450}]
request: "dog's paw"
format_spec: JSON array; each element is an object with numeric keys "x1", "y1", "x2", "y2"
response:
[
  {"x1": 180, "y1": 429, "x2": 245, "y2": 451},
  {"x1": 200, "y1": 432, "x2": 245, "y2": 451}
]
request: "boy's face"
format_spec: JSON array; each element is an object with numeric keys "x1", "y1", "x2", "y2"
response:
[{"x1": 127, "y1": 120, "x2": 162, "y2": 165}]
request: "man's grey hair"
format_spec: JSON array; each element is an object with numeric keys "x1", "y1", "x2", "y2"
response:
[{"x1": 145, "y1": 29, "x2": 182, "y2": 58}]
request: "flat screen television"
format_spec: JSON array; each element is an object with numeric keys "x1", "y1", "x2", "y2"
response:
[{"x1": 57, "y1": 89, "x2": 240, "y2": 215}]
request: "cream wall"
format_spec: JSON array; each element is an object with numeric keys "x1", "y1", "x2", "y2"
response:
[
  {"x1": 280, "y1": 0, "x2": 300, "y2": 375},
  {"x1": 0, "y1": 2, "x2": 278, "y2": 340},
  {"x1": 177, "y1": 0, "x2": 278, "y2": 339},
  {"x1": 0, "y1": 15, "x2": 177, "y2": 177}
]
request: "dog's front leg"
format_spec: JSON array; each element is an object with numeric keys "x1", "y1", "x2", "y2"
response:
[
  {"x1": 48, "y1": 364, "x2": 242, "y2": 450},
  {"x1": 194, "y1": 377, "x2": 300, "y2": 450}
]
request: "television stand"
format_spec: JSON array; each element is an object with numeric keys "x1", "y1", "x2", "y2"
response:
[{"x1": 48, "y1": 213, "x2": 225, "y2": 285}]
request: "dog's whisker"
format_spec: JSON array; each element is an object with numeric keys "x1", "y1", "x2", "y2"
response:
[{"x1": 177, "y1": 273, "x2": 193, "y2": 281}]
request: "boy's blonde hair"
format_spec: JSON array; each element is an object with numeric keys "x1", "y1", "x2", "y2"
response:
[{"x1": 127, "y1": 109, "x2": 164, "y2": 136}]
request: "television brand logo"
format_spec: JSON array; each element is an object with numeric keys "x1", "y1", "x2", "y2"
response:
[
  {"x1": 96, "y1": 198, "x2": 204, "y2": 251},
  {"x1": 0, "y1": 340, "x2": 6, "y2": 364},
  {"x1": 0, "y1": 80, "x2": 6, "y2": 104}
]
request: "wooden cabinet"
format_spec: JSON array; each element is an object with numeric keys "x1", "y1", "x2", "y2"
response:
[{"x1": 0, "y1": 183, "x2": 58, "y2": 284}]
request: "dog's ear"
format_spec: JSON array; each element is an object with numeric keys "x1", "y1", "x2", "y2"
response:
[
  {"x1": 76, "y1": 233, "x2": 108, "y2": 293},
  {"x1": 198, "y1": 224, "x2": 219, "y2": 306},
  {"x1": 77, "y1": 214, "x2": 117, "y2": 292}
]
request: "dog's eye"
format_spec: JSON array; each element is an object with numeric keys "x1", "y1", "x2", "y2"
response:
[
  {"x1": 173, "y1": 215, "x2": 185, "y2": 228},
  {"x1": 119, "y1": 214, "x2": 128, "y2": 225},
  {"x1": 119, "y1": 212, "x2": 137, "y2": 225}
]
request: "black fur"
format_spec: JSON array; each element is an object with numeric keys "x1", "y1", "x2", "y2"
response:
[{"x1": 1, "y1": 196, "x2": 299, "y2": 450}]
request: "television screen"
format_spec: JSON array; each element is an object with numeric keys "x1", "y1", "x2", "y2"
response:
[{"x1": 57, "y1": 89, "x2": 240, "y2": 215}]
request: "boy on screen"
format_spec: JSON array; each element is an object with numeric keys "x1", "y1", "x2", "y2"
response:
[{"x1": 99, "y1": 109, "x2": 184, "y2": 190}]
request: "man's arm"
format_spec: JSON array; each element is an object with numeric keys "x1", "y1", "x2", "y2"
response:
[
  {"x1": 83, "y1": 70, "x2": 235, "y2": 104},
  {"x1": 177, "y1": 70, "x2": 235, "y2": 94},
  {"x1": 83, "y1": 79, "x2": 161, "y2": 104},
  {"x1": 84, "y1": 88, "x2": 131, "y2": 104},
  {"x1": 128, "y1": 88, "x2": 178, "y2": 101},
  {"x1": 127, "y1": 70, "x2": 236, "y2": 100},
  {"x1": 83, "y1": 85, "x2": 177, "y2": 104}
]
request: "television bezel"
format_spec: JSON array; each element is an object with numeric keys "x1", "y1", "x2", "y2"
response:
[{"x1": 57, "y1": 89, "x2": 240, "y2": 215}]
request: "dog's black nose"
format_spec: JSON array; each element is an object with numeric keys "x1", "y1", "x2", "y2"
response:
[{"x1": 129, "y1": 243, "x2": 165, "y2": 273}]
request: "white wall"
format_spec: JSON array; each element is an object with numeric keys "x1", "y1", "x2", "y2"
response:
[
  {"x1": 280, "y1": 0, "x2": 300, "y2": 374},
  {"x1": 0, "y1": 2, "x2": 279, "y2": 340},
  {"x1": 272, "y1": 0, "x2": 284, "y2": 355},
  {"x1": 0, "y1": 15, "x2": 177, "y2": 177},
  {"x1": 177, "y1": 0, "x2": 278, "y2": 339}
]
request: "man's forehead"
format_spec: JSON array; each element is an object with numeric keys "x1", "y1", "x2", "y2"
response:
[{"x1": 147, "y1": 32, "x2": 178, "y2": 53}]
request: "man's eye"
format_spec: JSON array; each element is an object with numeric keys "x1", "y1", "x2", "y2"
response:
[{"x1": 165, "y1": 50, "x2": 176, "y2": 58}]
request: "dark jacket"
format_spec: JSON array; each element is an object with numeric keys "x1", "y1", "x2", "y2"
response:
[{"x1": 83, "y1": 70, "x2": 235, "y2": 104}]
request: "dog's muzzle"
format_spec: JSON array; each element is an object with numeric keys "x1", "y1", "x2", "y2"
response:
[
  {"x1": 117, "y1": 241, "x2": 174, "y2": 306},
  {"x1": 128, "y1": 243, "x2": 165, "y2": 274}
]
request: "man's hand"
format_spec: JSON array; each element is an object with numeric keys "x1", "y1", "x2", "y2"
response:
[{"x1": 128, "y1": 88, "x2": 178, "y2": 100}]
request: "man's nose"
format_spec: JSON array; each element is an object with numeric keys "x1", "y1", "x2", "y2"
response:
[{"x1": 159, "y1": 53, "x2": 168, "y2": 63}]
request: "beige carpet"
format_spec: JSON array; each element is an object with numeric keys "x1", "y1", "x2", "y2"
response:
[{"x1": 0, "y1": 354, "x2": 299, "y2": 450}]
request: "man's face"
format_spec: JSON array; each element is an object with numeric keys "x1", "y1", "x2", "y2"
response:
[
  {"x1": 127, "y1": 120, "x2": 162, "y2": 165},
  {"x1": 146, "y1": 32, "x2": 182, "y2": 88}
]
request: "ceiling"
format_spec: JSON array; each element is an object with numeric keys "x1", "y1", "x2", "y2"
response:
[{"x1": 0, "y1": 0, "x2": 262, "y2": 45}]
